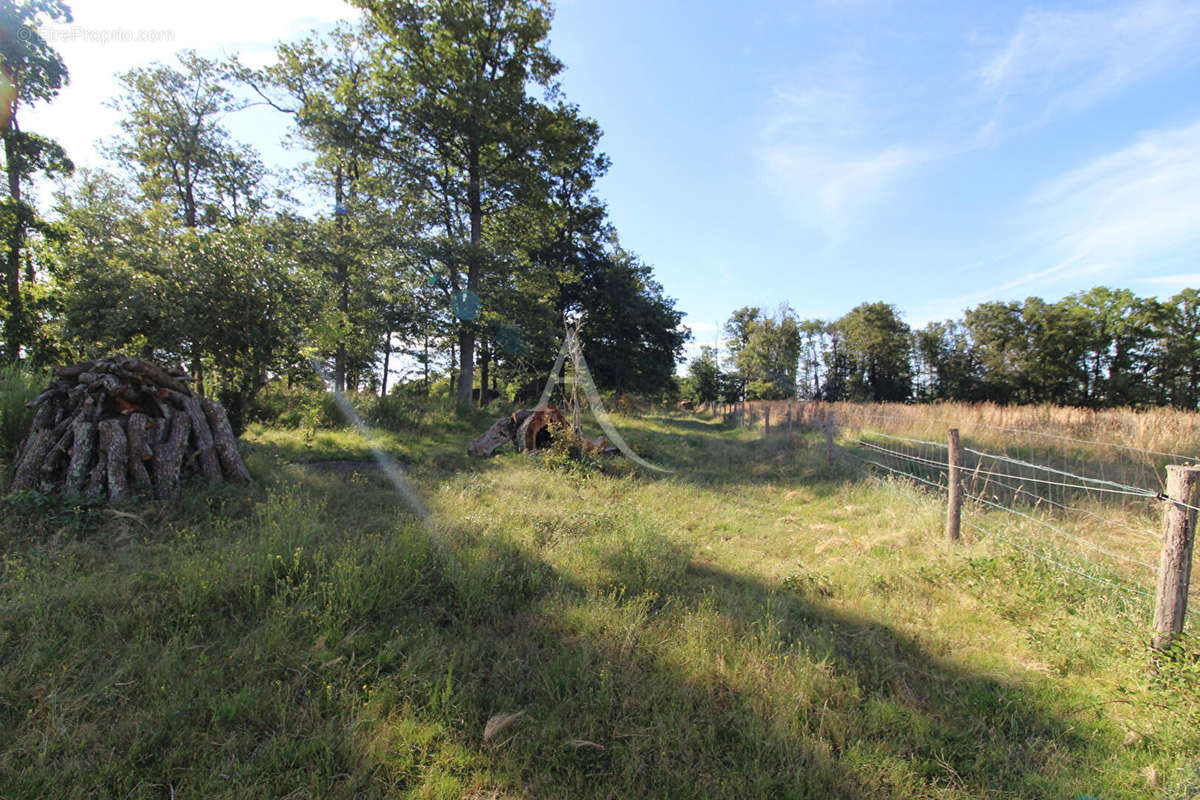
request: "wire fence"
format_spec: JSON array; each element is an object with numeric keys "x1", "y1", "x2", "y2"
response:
[{"x1": 841, "y1": 426, "x2": 1174, "y2": 600}]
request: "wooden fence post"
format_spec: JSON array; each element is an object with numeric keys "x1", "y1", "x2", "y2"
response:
[
  {"x1": 786, "y1": 403, "x2": 793, "y2": 436},
  {"x1": 764, "y1": 407, "x2": 770, "y2": 438},
  {"x1": 945, "y1": 428, "x2": 962, "y2": 543},
  {"x1": 1151, "y1": 465, "x2": 1200, "y2": 654}
]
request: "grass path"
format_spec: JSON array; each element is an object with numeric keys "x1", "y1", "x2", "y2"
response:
[{"x1": 1, "y1": 411, "x2": 1197, "y2": 798}]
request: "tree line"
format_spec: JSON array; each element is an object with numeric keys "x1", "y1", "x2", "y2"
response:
[
  {"x1": 0, "y1": 0, "x2": 688, "y2": 431},
  {"x1": 689, "y1": 287, "x2": 1200, "y2": 410}
]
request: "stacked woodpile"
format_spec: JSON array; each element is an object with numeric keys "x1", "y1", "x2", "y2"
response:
[{"x1": 8, "y1": 356, "x2": 250, "y2": 502}]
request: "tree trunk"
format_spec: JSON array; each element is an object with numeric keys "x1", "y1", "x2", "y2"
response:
[
  {"x1": 457, "y1": 141, "x2": 482, "y2": 409},
  {"x1": 381, "y1": 327, "x2": 391, "y2": 397},
  {"x1": 478, "y1": 342, "x2": 489, "y2": 408},
  {"x1": 3, "y1": 118, "x2": 24, "y2": 361},
  {"x1": 334, "y1": 162, "x2": 348, "y2": 393}
]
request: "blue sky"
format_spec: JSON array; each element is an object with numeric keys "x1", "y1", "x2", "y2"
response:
[{"x1": 23, "y1": 0, "x2": 1200, "y2": 362}]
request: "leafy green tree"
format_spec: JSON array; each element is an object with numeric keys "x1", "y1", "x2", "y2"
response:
[
  {"x1": 687, "y1": 346, "x2": 722, "y2": 403},
  {"x1": 1063, "y1": 287, "x2": 1156, "y2": 407},
  {"x1": 722, "y1": 306, "x2": 799, "y2": 400},
  {"x1": 1154, "y1": 288, "x2": 1200, "y2": 410},
  {"x1": 242, "y1": 21, "x2": 388, "y2": 392},
  {"x1": 829, "y1": 302, "x2": 912, "y2": 402},
  {"x1": 0, "y1": 0, "x2": 73, "y2": 362},
  {"x1": 49, "y1": 171, "x2": 315, "y2": 432},
  {"x1": 565, "y1": 245, "x2": 688, "y2": 396},
  {"x1": 108, "y1": 51, "x2": 261, "y2": 230},
  {"x1": 357, "y1": 0, "x2": 569, "y2": 407},
  {"x1": 915, "y1": 320, "x2": 981, "y2": 401},
  {"x1": 797, "y1": 319, "x2": 826, "y2": 400},
  {"x1": 106, "y1": 50, "x2": 269, "y2": 393}
]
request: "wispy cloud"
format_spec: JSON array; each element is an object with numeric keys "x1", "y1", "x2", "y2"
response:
[
  {"x1": 967, "y1": 119, "x2": 1200, "y2": 300},
  {"x1": 977, "y1": 0, "x2": 1200, "y2": 126},
  {"x1": 758, "y1": 84, "x2": 926, "y2": 240}
]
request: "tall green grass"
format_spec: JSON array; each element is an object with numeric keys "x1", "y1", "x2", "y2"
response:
[
  {"x1": 0, "y1": 364, "x2": 40, "y2": 474},
  {"x1": 1, "y1": 408, "x2": 1198, "y2": 798}
]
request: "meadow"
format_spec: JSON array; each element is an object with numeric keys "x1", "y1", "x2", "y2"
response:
[{"x1": 1, "y1": 398, "x2": 1199, "y2": 799}]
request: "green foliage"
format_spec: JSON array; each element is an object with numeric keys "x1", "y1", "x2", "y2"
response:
[
  {"x1": 0, "y1": 363, "x2": 39, "y2": 467},
  {"x1": 107, "y1": 50, "x2": 263, "y2": 229},
  {"x1": 687, "y1": 346, "x2": 723, "y2": 403},
  {"x1": 828, "y1": 302, "x2": 912, "y2": 402},
  {"x1": 0, "y1": 0, "x2": 74, "y2": 362},
  {"x1": 723, "y1": 305, "x2": 801, "y2": 400}
]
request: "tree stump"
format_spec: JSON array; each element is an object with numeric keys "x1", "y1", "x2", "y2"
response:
[{"x1": 7, "y1": 355, "x2": 251, "y2": 502}]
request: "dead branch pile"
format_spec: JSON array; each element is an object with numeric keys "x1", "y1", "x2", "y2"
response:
[
  {"x1": 8, "y1": 356, "x2": 250, "y2": 502},
  {"x1": 468, "y1": 404, "x2": 613, "y2": 458}
]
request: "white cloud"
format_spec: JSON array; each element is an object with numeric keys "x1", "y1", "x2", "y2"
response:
[
  {"x1": 758, "y1": 84, "x2": 926, "y2": 240},
  {"x1": 977, "y1": 0, "x2": 1200, "y2": 123},
  {"x1": 966, "y1": 119, "x2": 1200, "y2": 300}
]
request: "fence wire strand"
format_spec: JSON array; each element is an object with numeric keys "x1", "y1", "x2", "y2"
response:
[
  {"x1": 848, "y1": 407, "x2": 1199, "y2": 462},
  {"x1": 856, "y1": 438, "x2": 1162, "y2": 541},
  {"x1": 839, "y1": 438, "x2": 1160, "y2": 596}
]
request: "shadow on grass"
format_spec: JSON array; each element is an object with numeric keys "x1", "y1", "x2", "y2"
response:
[
  {"x1": 325, "y1": 526, "x2": 1126, "y2": 799},
  {"x1": 0, "y1": 461, "x2": 1153, "y2": 800}
]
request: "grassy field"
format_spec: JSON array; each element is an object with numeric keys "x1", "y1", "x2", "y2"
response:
[{"x1": 2, "y1": 406, "x2": 1199, "y2": 798}]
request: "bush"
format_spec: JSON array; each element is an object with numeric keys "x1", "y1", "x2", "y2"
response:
[
  {"x1": 0, "y1": 364, "x2": 41, "y2": 465},
  {"x1": 248, "y1": 381, "x2": 474, "y2": 433}
]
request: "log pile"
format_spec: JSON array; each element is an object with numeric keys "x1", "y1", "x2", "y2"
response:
[{"x1": 8, "y1": 356, "x2": 250, "y2": 502}]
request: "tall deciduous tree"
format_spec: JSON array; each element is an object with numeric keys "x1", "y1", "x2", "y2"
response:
[
  {"x1": 723, "y1": 305, "x2": 800, "y2": 400},
  {"x1": 107, "y1": 51, "x2": 267, "y2": 392},
  {"x1": 0, "y1": 0, "x2": 73, "y2": 362},
  {"x1": 357, "y1": 0, "x2": 565, "y2": 407},
  {"x1": 241, "y1": 22, "x2": 387, "y2": 392},
  {"x1": 108, "y1": 51, "x2": 260, "y2": 231},
  {"x1": 829, "y1": 302, "x2": 912, "y2": 402}
]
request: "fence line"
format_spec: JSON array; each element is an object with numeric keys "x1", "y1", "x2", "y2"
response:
[
  {"x1": 845, "y1": 406, "x2": 1199, "y2": 462},
  {"x1": 959, "y1": 488, "x2": 1158, "y2": 571},
  {"x1": 860, "y1": 436, "x2": 1159, "y2": 499},
  {"x1": 856, "y1": 438, "x2": 1162, "y2": 540},
  {"x1": 861, "y1": 465, "x2": 1154, "y2": 600},
  {"x1": 840, "y1": 441, "x2": 1160, "y2": 591}
]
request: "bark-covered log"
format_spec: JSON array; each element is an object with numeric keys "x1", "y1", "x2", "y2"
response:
[
  {"x1": 65, "y1": 421, "x2": 95, "y2": 498},
  {"x1": 126, "y1": 412, "x2": 153, "y2": 491},
  {"x1": 39, "y1": 423, "x2": 76, "y2": 492},
  {"x1": 53, "y1": 360, "x2": 96, "y2": 379},
  {"x1": 100, "y1": 419, "x2": 129, "y2": 502},
  {"x1": 25, "y1": 383, "x2": 67, "y2": 409},
  {"x1": 29, "y1": 401, "x2": 56, "y2": 432},
  {"x1": 181, "y1": 394, "x2": 221, "y2": 481},
  {"x1": 11, "y1": 429, "x2": 55, "y2": 492},
  {"x1": 123, "y1": 358, "x2": 190, "y2": 395},
  {"x1": 86, "y1": 425, "x2": 108, "y2": 500},
  {"x1": 154, "y1": 412, "x2": 191, "y2": 500},
  {"x1": 201, "y1": 398, "x2": 251, "y2": 482},
  {"x1": 467, "y1": 414, "x2": 519, "y2": 457}
]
